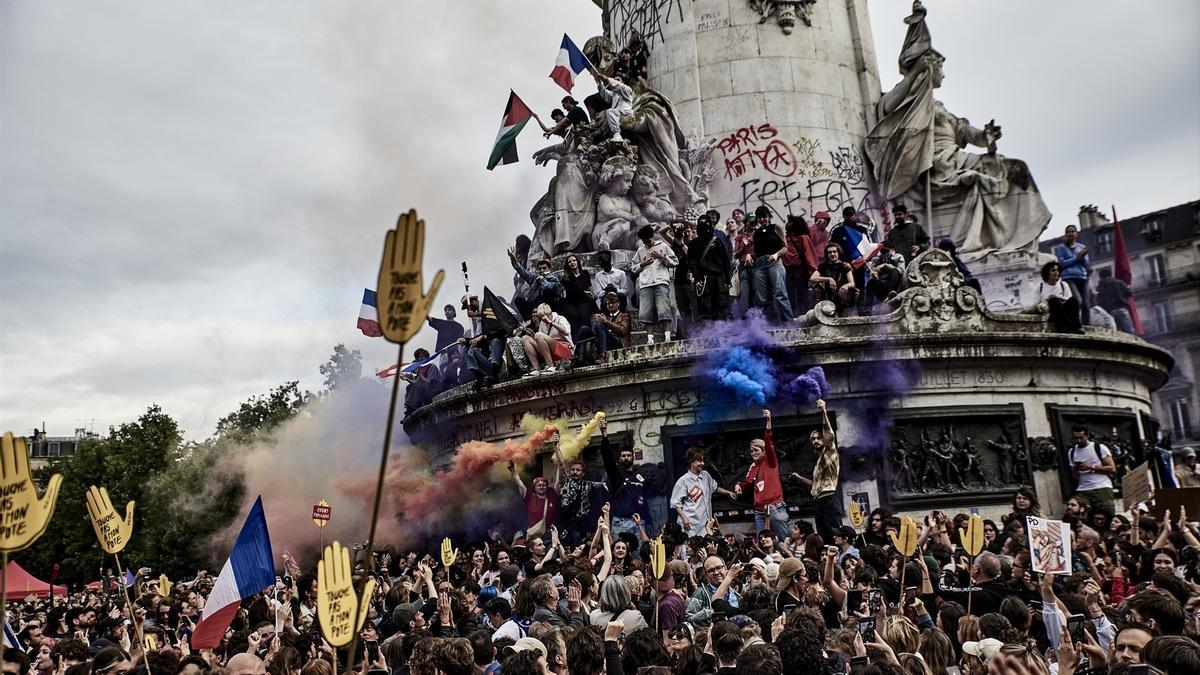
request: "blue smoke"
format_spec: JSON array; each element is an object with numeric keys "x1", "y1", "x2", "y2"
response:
[{"x1": 704, "y1": 346, "x2": 777, "y2": 407}]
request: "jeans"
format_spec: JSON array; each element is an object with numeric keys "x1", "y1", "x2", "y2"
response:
[
  {"x1": 611, "y1": 516, "x2": 642, "y2": 554},
  {"x1": 784, "y1": 265, "x2": 810, "y2": 316},
  {"x1": 1064, "y1": 277, "x2": 1091, "y2": 326},
  {"x1": 466, "y1": 338, "x2": 503, "y2": 380},
  {"x1": 752, "y1": 258, "x2": 793, "y2": 324},
  {"x1": 813, "y1": 494, "x2": 843, "y2": 544},
  {"x1": 1109, "y1": 306, "x2": 1135, "y2": 333},
  {"x1": 736, "y1": 265, "x2": 753, "y2": 317},
  {"x1": 753, "y1": 503, "x2": 790, "y2": 540},
  {"x1": 591, "y1": 320, "x2": 622, "y2": 353}
]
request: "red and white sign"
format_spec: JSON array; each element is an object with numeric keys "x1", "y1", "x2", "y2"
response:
[{"x1": 311, "y1": 500, "x2": 331, "y2": 527}]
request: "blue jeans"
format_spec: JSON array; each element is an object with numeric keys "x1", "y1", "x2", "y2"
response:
[
  {"x1": 1064, "y1": 277, "x2": 1090, "y2": 326},
  {"x1": 611, "y1": 516, "x2": 642, "y2": 555},
  {"x1": 736, "y1": 265, "x2": 753, "y2": 316},
  {"x1": 591, "y1": 320, "x2": 622, "y2": 353},
  {"x1": 753, "y1": 503, "x2": 790, "y2": 540},
  {"x1": 752, "y1": 258, "x2": 793, "y2": 324},
  {"x1": 466, "y1": 338, "x2": 503, "y2": 380},
  {"x1": 1109, "y1": 306, "x2": 1135, "y2": 333}
]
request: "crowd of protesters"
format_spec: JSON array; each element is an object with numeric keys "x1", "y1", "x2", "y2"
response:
[{"x1": 7, "y1": 404, "x2": 1199, "y2": 675}]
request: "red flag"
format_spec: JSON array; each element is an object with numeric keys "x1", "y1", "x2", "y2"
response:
[{"x1": 1111, "y1": 206, "x2": 1144, "y2": 335}]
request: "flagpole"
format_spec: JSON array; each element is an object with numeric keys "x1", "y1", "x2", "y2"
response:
[
  {"x1": 114, "y1": 553, "x2": 154, "y2": 675},
  {"x1": 2, "y1": 551, "x2": 8, "y2": 638}
]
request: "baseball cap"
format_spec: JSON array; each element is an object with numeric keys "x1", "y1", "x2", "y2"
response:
[
  {"x1": 962, "y1": 638, "x2": 1003, "y2": 662},
  {"x1": 776, "y1": 558, "x2": 804, "y2": 590},
  {"x1": 1182, "y1": 446, "x2": 1196, "y2": 458},
  {"x1": 814, "y1": 211, "x2": 831, "y2": 220},
  {"x1": 511, "y1": 637, "x2": 547, "y2": 659}
]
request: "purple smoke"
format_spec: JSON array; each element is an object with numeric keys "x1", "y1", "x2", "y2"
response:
[{"x1": 783, "y1": 366, "x2": 830, "y2": 405}]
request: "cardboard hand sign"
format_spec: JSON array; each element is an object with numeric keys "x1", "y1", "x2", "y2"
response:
[
  {"x1": 440, "y1": 537, "x2": 458, "y2": 569},
  {"x1": 156, "y1": 574, "x2": 172, "y2": 597},
  {"x1": 377, "y1": 210, "x2": 445, "y2": 344},
  {"x1": 317, "y1": 541, "x2": 377, "y2": 647},
  {"x1": 85, "y1": 485, "x2": 135, "y2": 555},
  {"x1": 890, "y1": 516, "x2": 919, "y2": 557},
  {"x1": 959, "y1": 514, "x2": 985, "y2": 557},
  {"x1": 0, "y1": 432, "x2": 63, "y2": 552},
  {"x1": 847, "y1": 499, "x2": 864, "y2": 529}
]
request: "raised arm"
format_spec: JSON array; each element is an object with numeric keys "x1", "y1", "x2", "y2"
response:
[
  {"x1": 599, "y1": 420, "x2": 622, "y2": 493},
  {"x1": 762, "y1": 409, "x2": 778, "y2": 467},
  {"x1": 509, "y1": 462, "x2": 527, "y2": 498},
  {"x1": 597, "y1": 520, "x2": 613, "y2": 582},
  {"x1": 821, "y1": 546, "x2": 846, "y2": 605}
]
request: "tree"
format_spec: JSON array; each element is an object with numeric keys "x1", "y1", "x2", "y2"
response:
[
  {"x1": 215, "y1": 381, "x2": 311, "y2": 440},
  {"x1": 319, "y1": 344, "x2": 363, "y2": 394}
]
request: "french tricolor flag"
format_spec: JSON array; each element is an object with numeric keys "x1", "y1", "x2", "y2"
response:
[
  {"x1": 358, "y1": 289, "x2": 383, "y2": 337},
  {"x1": 191, "y1": 497, "x2": 275, "y2": 649},
  {"x1": 842, "y1": 224, "x2": 884, "y2": 270},
  {"x1": 549, "y1": 34, "x2": 590, "y2": 93}
]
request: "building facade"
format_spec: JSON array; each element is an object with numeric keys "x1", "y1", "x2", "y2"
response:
[{"x1": 1041, "y1": 200, "x2": 1200, "y2": 448}]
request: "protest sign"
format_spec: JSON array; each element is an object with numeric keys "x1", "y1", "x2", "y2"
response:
[
  {"x1": 1027, "y1": 516, "x2": 1072, "y2": 575},
  {"x1": 0, "y1": 432, "x2": 63, "y2": 553},
  {"x1": 1121, "y1": 462, "x2": 1152, "y2": 507},
  {"x1": 377, "y1": 210, "x2": 445, "y2": 345},
  {"x1": 440, "y1": 537, "x2": 458, "y2": 568},
  {"x1": 317, "y1": 541, "x2": 376, "y2": 648},
  {"x1": 312, "y1": 500, "x2": 331, "y2": 527},
  {"x1": 85, "y1": 485, "x2": 135, "y2": 555},
  {"x1": 847, "y1": 499, "x2": 865, "y2": 529},
  {"x1": 960, "y1": 514, "x2": 984, "y2": 556},
  {"x1": 890, "y1": 516, "x2": 918, "y2": 557}
]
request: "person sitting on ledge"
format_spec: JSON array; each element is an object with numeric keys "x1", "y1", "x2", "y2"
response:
[
  {"x1": 590, "y1": 291, "x2": 631, "y2": 363},
  {"x1": 1037, "y1": 261, "x2": 1082, "y2": 334},
  {"x1": 810, "y1": 243, "x2": 857, "y2": 316}
]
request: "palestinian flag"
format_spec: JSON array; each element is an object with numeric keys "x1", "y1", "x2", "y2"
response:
[{"x1": 486, "y1": 90, "x2": 533, "y2": 170}]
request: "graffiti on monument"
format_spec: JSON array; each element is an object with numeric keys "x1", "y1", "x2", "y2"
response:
[
  {"x1": 608, "y1": 0, "x2": 684, "y2": 47},
  {"x1": 715, "y1": 123, "x2": 797, "y2": 181}
]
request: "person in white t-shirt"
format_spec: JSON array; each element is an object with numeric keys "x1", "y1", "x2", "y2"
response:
[
  {"x1": 670, "y1": 447, "x2": 738, "y2": 536},
  {"x1": 1038, "y1": 261, "x2": 1082, "y2": 333},
  {"x1": 1067, "y1": 424, "x2": 1117, "y2": 514}
]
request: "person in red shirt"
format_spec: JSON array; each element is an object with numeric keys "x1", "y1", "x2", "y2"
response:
[
  {"x1": 733, "y1": 409, "x2": 790, "y2": 539},
  {"x1": 509, "y1": 461, "x2": 560, "y2": 537}
]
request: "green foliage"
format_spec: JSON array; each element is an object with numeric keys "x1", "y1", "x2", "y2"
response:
[
  {"x1": 215, "y1": 381, "x2": 311, "y2": 440},
  {"x1": 319, "y1": 344, "x2": 363, "y2": 395}
]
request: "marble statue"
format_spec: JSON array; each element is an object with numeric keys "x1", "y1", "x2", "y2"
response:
[
  {"x1": 749, "y1": 0, "x2": 817, "y2": 34},
  {"x1": 595, "y1": 155, "x2": 640, "y2": 251},
  {"x1": 865, "y1": 1, "x2": 1051, "y2": 262},
  {"x1": 523, "y1": 35, "x2": 711, "y2": 258}
]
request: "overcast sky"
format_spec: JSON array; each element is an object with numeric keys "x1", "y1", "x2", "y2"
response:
[{"x1": 3, "y1": 1, "x2": 1197, "y2": 440}]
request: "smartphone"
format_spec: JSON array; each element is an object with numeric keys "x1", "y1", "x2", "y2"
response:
[
  {"x1": 849, "y1": 656, "x2": 868, "y2": 675},
  {"x1": 846, "y1": 589, "x2": 863, "y2": 611},
  {"x1": 868, "y1": 590, "x2": 882, "y2": 613},
  {"x1": 1125, "y1": 665, "x2": 1148, "y2": 675},
  {"x1": 1067, "y1": 613, "x2": 1086, "y2": 643},
  {"x1": 904, "y1": 586, "x2": 917, "y2": 604},
  {"x1": 1030, "y1": 600, "x2": 1043, "y2": 612},
  {"x1": 366, "y1": 640, "x2": 380, "y2": 663},
  {"x1": 857, "y1": 617, "x2": 876, "y2": 643}
]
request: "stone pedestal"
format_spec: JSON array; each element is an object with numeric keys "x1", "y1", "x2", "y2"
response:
[{"x1": 971, "y1": 249, "x2": 1055, "y2": 313}]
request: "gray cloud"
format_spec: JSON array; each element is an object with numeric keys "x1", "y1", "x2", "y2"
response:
[{"x1": 2, "y1": 0, "x2": 1196, "y2": 438}]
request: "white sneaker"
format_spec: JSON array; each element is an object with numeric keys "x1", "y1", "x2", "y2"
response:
[
  {"x1": 522, "y1": 371, "x2": 538, "y2": 378},
  {"x1": 544, "y1": 366, "x2": 557, "y2": 373}
]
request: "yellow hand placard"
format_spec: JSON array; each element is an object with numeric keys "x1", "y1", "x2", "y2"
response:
[
  {"x1": 889, "y1": 516, "x2": 919, "y2": 557},
  {"x1": 650, "y1": 537, "x2": 667, "y2": 580},
  {"x1": 847, "y1": 499, "x2": 864, "y2": 529},
  {"x1": 440, "y1": 537, "x2": 458, "y2": 568},
  {"x1": 0, "y1": 432, "x2": 63, "y2": 553},
  {"x1": 317, "y1": 541, "x2": 376, "y2": 647},
  {"x1": 143, "y1": 634, "x2": 158, "y2": 653},
  {"x1": 959, "y1": 514, "x2": 985, "y2": 557},
  {"x1": 377, "y1": 210, "x2": 445, "y2": 345},
  {"x1": 156, "y1": 574, "x2": 172, "y2": 597},
  {"x1": 85, "y1": 485, "x2": 135, "y2": 554}
]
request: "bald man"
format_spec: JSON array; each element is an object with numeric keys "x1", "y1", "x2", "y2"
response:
[{"x1": 226, "y1": 653, "x2": 266, "y2": 675}]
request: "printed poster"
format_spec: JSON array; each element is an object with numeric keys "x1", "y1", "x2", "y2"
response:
[{"x1": 1027, "y1": 516, "x2": 1072, "y2": 575}]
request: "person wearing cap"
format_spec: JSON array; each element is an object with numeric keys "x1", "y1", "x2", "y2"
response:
[
  {"x1": 670, "y1": 447, "x2": 737, "y2": 537},
  {"x1": 508, "y1": 636, "x2": 549, "y2": 670},
  {"x1": 831, "y1": 525, "x2": 860, "y2": 566},
  {"x1": 960, "y1": 637, "x2": 1002, "y2": 673},
  {"x1": 809, "y1": 210, "x2": 832, "y2": 254},
  {"x1": 461, "y1": 294, "x2": 482, "y2": 336},
  {"x1": 426, "y1": 304, "x2": 466, "y2": 352},
  {"x1": 1177, "y1": 447, "x2": 1200, "y2": 488},
  {"x1": 658, "y1": 560, "x2": 690, "y2": 637},
  {"x1": 787, "y1": 399, "x2": 842, "y2": 543},
  {"x1": 774, "y1": 557, "x2": 807, "y2": 614},
  {"x1": 734, "y1": 409, "x2": 790, "y2": 541}
]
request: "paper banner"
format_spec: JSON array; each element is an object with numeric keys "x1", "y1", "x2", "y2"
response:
[
  {"x1": 0, "y1": 432, "x2": 63, "y2": 553},
  {"x1": 85, "y1": 485, "x2": 135, "y2": 555},
  {"x1": 376, "y1": 210, "x2": 445, "y2": 345},
  {"x1": 317, "y1": 541, "x2": 376, "y2": 647},
  {"x1": 959, "y1": 514, "x2": 984, "y2": 556},
  {"x1": 1027, "y1": 516, "x2": 1072, "y2": 575}
]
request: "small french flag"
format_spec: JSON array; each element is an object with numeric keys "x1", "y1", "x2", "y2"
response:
[
  {"x1": 358, "y1": 289, "x2": 383, "y2": 337},
  {"x1": 549, "y1": 34, "x2": 590, "y2": 93},
  {"x1": 841, "y1": 225, "x2": 884, "y2": 270},
  {"x1": 191, "y1": 497, "x2": 275, "y2": 649}
]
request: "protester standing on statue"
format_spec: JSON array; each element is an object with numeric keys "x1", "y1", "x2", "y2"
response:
[
  {"x1": 884, "y1": 203, "x2": 930, "y2": 263},
  {"x1": 1096, "y1": 268, "x2": 1136, "y2": 334},
  {"x1": 1067, "y1": 423, "x2": 1116, "y2": 515},
  {"x1": 787, "y1": 399, "x2": 843, "y2": 542},
  {"x1": 557, "y1": 454, "x2": 607, "y2": 545},
  {"x1": 751, "y1": 206, "x2": 793, "y2": 324},
  {"x1": 631, "y1": 224, "x2": 678, "y2": 344},
  {"x1": 1054, "y1": 224, "x2": 1091, "y2": 327},
  {"x1": 734, "y1": 409, "x2": 790, "y2": 540},
  {"x1": 509, "y1": 460, "x2": 561, "y2": 536},
  {"x1": 590, "y1": 250, "x2": 632, "y2": 310},
  {"x1": 670, "y1": 447, "x2": 738, "y2": 537},
  {"x1": 598, "y1": 416, "x2": 650, "y2": 553},
  {"x1": 593, "y1": 71, "x2": 634, "y2": 142},
  {"x1": 688, "y1": 215, "x2": 733, "y2": 323}
]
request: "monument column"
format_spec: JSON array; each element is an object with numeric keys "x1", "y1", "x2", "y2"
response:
[{"x1": 605, "y1": 0, "x2": 884, "y2": 224}]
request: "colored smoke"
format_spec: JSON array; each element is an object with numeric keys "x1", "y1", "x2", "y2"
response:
[
  {"x1": 558, "y1": 412, "x2": 606, "y2": 462},
  {"x1": 782, "y1": 366, "x2": 830, "y2": 405},
  {"x1": 706, "y1": 346, "x2": 777, "y2": 406}
]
